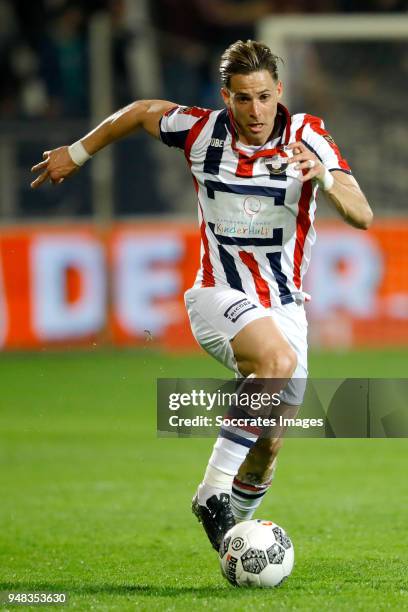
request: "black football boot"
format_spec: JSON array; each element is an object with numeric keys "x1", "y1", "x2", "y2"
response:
[{"x1": 192, "y1": 492, "x2": 235, "y2": 551}]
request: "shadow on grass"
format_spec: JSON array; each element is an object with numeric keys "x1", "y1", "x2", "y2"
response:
[{"x1": 3, "y1": 558, "x2": 406, "y2": 600}]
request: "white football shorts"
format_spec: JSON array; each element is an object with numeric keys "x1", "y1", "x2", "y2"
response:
[{"x1": 184, "y1": 286, "x2": 308, "y2": 406}]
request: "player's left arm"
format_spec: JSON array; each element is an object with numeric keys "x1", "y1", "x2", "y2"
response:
[
  {"x1": 319, "y1": 169, "x2": 373, "y2": 230},
  {"x1": 287, "y1": 141, "x2": 373, "y2": 230}
]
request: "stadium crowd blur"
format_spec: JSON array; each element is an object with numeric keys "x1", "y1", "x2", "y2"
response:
[
  {"x1": 2, "y1": 0, "x2": 407, "y2": 118},
  {"x1": 1, "y1": 0, "x2": 407, "y2": 216}
]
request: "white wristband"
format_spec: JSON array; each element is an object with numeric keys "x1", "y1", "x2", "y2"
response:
[
  {"x1": 318, "y1": 167, "x2": 334, "y2": 191},
  {"x1": 68, "y1": 140, "x2": 92, "y2": 166}
]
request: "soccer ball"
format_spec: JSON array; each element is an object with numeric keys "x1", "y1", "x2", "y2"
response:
[{"x1": 219, "y1": 519, "x2": 294, "y2": 587}]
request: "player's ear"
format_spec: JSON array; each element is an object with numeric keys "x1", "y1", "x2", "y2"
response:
[
  {"x1": 221, "y1": 87, "x2": 231, "y2": 108},
  {"x1": 276, "y1": 81, "x2": 283, "y2": 100}
]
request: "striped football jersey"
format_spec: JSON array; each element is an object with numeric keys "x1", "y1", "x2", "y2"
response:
[{"x1": 160, "y1": 103, "x2": 351, "y2": 307}]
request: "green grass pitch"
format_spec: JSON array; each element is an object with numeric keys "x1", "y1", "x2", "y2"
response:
[{"x1": 1, "y1": 348, "x2": 408, "y2": 610}]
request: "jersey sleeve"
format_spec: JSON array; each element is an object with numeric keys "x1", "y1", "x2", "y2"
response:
[
  {"x1": 159, "y1": 105, "x2": 211, "y2": 151},
  {"x1": 301, "y1": 115, "x2": 352, "y2": 174}
]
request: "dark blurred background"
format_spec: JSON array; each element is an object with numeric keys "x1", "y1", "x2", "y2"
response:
[{"x1": 1, "y1": 0, "x2": 407, "y2": 220}]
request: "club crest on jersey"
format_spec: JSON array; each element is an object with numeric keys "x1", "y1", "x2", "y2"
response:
[{"x1": 264, "y1": 154, "x2": 288, "y2": 175}]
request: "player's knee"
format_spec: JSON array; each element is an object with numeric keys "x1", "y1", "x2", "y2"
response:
[
  {"x1": 273, "y1": 347, "x2": 297, "y2": 378},
  {"x1": 255, "y1": 345, "x2": 297, "y2": 379}
]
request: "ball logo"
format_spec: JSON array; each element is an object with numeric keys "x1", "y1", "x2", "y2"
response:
[
  {"x1": 231, "y1": 537, "x2": 245, "y2": 551},
  {"x1": 226, "y1": 554, "x2": 238, "y2": 585}
]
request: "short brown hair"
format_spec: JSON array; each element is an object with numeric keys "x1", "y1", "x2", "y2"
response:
[{"x1": 219, "y1": 40, "x2": 281, "y2": 88}]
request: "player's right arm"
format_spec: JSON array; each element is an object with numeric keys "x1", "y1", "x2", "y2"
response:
[{"x1": 30, "y1": 100, "x2": 177, "y2": 189}]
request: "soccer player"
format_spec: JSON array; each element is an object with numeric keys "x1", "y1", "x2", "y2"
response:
[{"x1": 31, "y1": 40, "x2": 373, "y2": 552}]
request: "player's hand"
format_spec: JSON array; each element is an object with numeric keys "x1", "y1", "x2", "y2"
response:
[
  {"x1": 30, "y1": 146, "x2": 79, "y2": 189},
  {"x1": 286, "y1": 141, "x2": 324, "y2": 183}
]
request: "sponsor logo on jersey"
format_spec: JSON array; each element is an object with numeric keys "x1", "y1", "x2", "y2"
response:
[
  {"x1": 215, "y1": 220, "x2": 271, "y2": 238},
  {"x1": 243, "y1": 197, "x2": 262, "y2": 216}
]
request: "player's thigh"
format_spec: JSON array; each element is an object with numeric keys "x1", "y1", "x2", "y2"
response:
[
  {"x1": 230, "y1": 302, "x2": 308, "y2": 405},
  {"x1": 184, "y1": 287, "x2": 308, "y2": 408},
  {"x1": 264, "y1": 301, "x2": 308, "y2": 405},
  {"x1": 184, "y1": 286, "x2": 271, "y2": 373},
  {"x1": 270, "y1": 302, "x2": 308, "y2": 379},
  {"x1": 230, "y1": 316, "x2": 296, "y2": 377}
]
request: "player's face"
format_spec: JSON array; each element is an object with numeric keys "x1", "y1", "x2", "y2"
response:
[{"x1": 221, "y1": 70, "x2": 283, "y2": 146}]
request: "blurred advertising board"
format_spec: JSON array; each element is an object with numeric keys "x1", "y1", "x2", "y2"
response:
[{"x1": 0, "y1": 221, "x2": 407, "y2": 350}]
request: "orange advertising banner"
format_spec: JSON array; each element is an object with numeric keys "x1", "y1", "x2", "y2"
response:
[
  {"x1": 0, "y1": 220, "x2": 407, "y2": 350},
  {"x1": 305, "y1": 220, "x2": 408, "y2": 348}
]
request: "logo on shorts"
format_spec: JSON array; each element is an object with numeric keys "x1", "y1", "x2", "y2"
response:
[{"x1": 224, "y1": 298, "x2": 257, "y2": 323}]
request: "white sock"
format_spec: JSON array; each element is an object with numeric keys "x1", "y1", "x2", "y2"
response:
[
  {"x1": 197, "y1": 438, "x2": 252, "y2": 504},
  {"x1": 230, "y1": 460, "x2": 277, "y2": 521},
  {"x1": 197, "y1": 377, "x2": 261, "y2": 506},
  {"x1": 230, "y1": 480, "x2": 272, "y2": 521}
]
